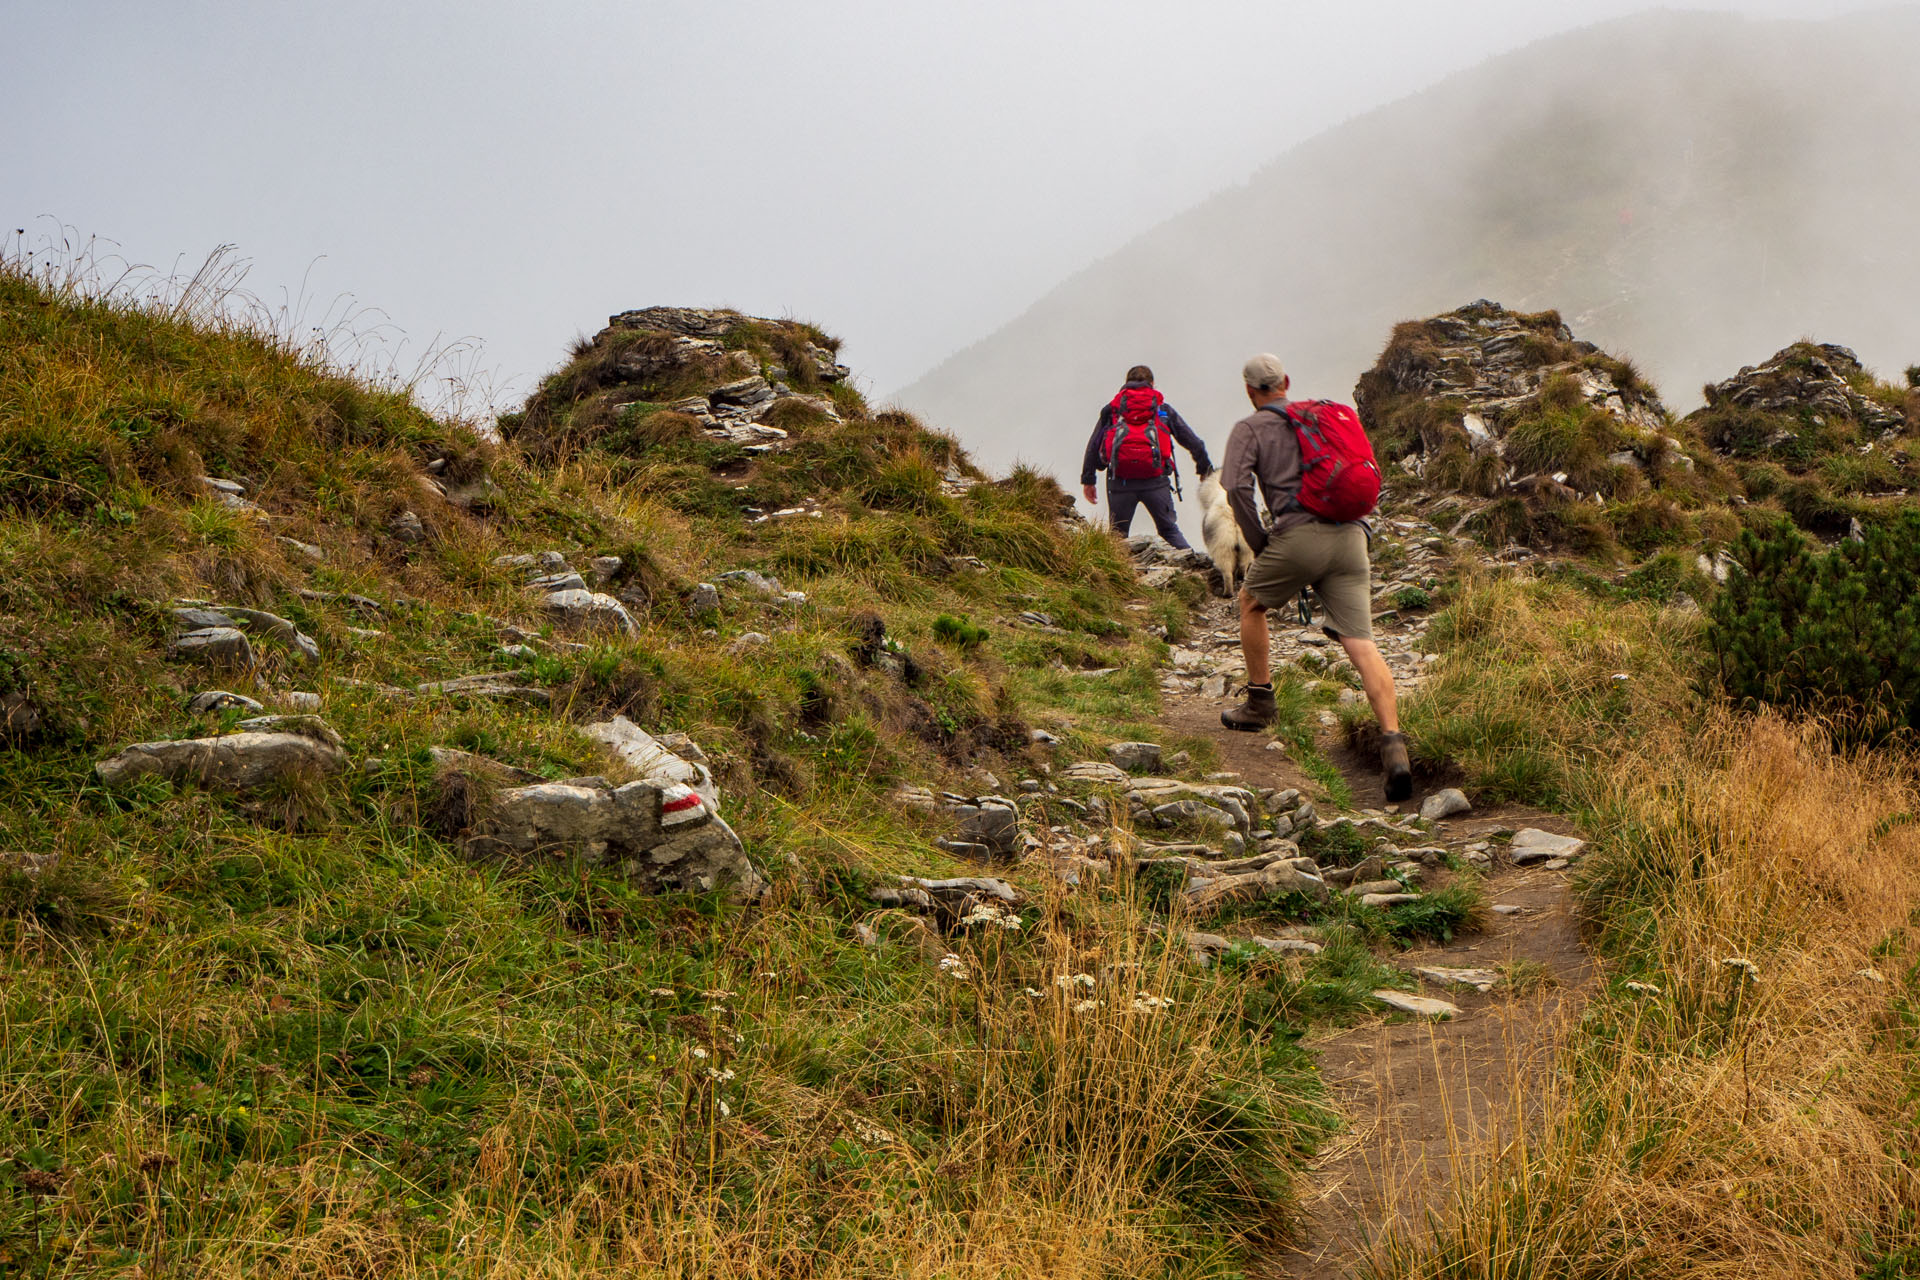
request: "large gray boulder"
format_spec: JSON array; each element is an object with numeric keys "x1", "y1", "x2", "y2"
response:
[
  {"x1": 468, "y1": 776, "x2": 763, "y2": 898},
  {"x1": 1510, "y1": 828, "x2": 1587, "y2": 864},
  {"x1": 219, "y1": 607, "x2": 320, "y2": 663},
  {"x1": 582, "y1": 716, "x2": 717, "y2": 807},
  {"x1": 1107, "y1": 741, "x2": 1163, "y2": 772},
  {"x1": 168, "y1": 627, "x2": 255, "y2": 667},
  {"x1": 450, "y1": 719, "x2": 762, "y2": 898},
  {"x1": 96, "y1": 718, "x2": 346, "y2": 790},
  {"x1": 170, "y1": 602, "x2": 319, "y2": 664},
  {"x1": 1420, "y1": 787, "x2": 1472, "y2": 821},
  {"x1": 542, "y1": 589, "x2": 638, "y2": 635}
]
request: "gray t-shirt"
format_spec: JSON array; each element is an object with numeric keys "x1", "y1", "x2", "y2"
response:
[{"x1": 1219, "y1": 401, "x2": 1314, "y2": 556}]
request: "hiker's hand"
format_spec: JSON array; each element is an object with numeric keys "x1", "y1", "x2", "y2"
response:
[
  {"x1": 1082, "y1": 484, "x2": 1098, "y2": 504},
  {"x1": 1197, "y1": 465, "x2": 1214, "y2": 479}
]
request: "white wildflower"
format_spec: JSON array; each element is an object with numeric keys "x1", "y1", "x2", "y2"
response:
[
  {"x1": 704, "y1": 1067, "x2": 737, "y2": 1082},
  {"x1": 1055, "y1": 973, "x2": 1096, "y2": 990},
  {"x1": 961, "y1": 903, "x2": 1022, "y2": 931},
  {"x1": 707, "y1": 1004, "x2": 728, "y2": 1014},
  {"x1": 648, "y1": 988, "x2": 675, "y2": 997},
  {"x1": 1071, "y1": 999, "x2": 1101, "y2": 1014},
  {"x1": 1130, "y1": 994, "x2": 1176, "y2": 1012},
  {"x1": 938, "y1": 954, "x2": 970, "y2": 980},
  {"x1": 1720, "y1": 957, "x2": 1760, "y2": 980},
  {"x1": 1624, "y1": 981, "x2": 1662, "y2": 996},
  {"x1": 717, "y1": 1100, "x2": 731, "y2": 1117},
  {"x1": 1021, "y1": 987, "x2": 1044, "y2": 998},
  {"x1": 851, "y1": 1119, "x2": 894, "y2": 1145},
  {"x1": 700, "y1": 989, "x2": 737, "y2": 999},
  {"x1": 689, "y1": 1046, "x2": 708, "y2": 1060},
  {"x1": 1858, "y1": 967, "x2": 1887, "y2": 984}
]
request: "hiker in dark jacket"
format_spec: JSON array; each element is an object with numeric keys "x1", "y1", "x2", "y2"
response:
[{"x1": 1079, "y1": 365, "x2": 1213, "y2": 549}]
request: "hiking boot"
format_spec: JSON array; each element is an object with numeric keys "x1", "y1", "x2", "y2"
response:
[
  {"x1": 1220, "y1": 683, "x2": 1277, "y2": 731},
  {"x1": 1381, "y1": 731, "x2": 1413, "y2": 802}
]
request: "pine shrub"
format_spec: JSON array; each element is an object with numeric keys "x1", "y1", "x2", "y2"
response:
[{"x1": 1709, "y1": 512, "x2": 1920, "y2": 740}]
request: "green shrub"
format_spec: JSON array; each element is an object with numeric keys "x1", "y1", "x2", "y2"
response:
[
  {"x1": 1709, "y1": 512, "x2": 1920, "y2": 742},
  {"x1": 1391, "y1": 586, "x2": 1433, "y2": 612},
  {"x1": 1905, "y1": 365, "x2": 1920, "y2": 390},
  {"x1": 931, "y1": 613, "x2": 988, "y2": 650}
]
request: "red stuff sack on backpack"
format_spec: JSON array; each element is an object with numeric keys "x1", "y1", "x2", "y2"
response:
[
  {"x1": 1103, "y1": 386, "x2": 1175, "y2": 482},
  {"x1": 1278, "y1": 400, "x2": 1382, "y2": 522}
]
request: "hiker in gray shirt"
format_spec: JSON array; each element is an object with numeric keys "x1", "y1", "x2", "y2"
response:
[{"x1": 1216, "y1": 353, "x2": 1412, "y2": 801}]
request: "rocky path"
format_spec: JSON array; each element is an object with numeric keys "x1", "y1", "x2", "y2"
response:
[{"x1": 1146, "y1": 560, "x2": 1597, "y2": 1279}]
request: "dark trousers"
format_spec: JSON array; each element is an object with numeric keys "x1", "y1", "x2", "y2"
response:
[{"x1": 1108, "y1": 482, "x2": 1190, "y2": 549}]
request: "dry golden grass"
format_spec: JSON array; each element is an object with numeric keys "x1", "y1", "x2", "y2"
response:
[{"x1": 1369, "y1": 706, "x2": 1920, "y2": 1275}]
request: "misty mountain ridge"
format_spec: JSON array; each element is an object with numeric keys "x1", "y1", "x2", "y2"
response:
[{"x1": 896, "y1": 7, "x2": 1920, "y2": 487}]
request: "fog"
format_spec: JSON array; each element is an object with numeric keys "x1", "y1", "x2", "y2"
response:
[
  {"x1": 5, "y1": 2, "x2": 1911, "y2": 490},
  {"x1": 900, "y1": 7, "x2": 1920, "y2": 492}
]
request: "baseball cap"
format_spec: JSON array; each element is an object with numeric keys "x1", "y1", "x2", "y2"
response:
[{"x1": 1243, "y1": 353, "x2": 1287, "y2": 390}]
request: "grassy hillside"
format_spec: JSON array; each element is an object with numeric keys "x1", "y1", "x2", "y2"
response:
[
  {"x1": 10, "y1": 255, "x2": 1920, "y2": 1280},
  {"x1": 0, "y1": 269, "x2": 1382, "y2": 1277}
]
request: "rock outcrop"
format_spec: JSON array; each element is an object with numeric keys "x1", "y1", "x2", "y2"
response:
[
  {"x1": 447, "y1": 718, "x2": 763, "y2": 899},
  {"x1": 1355, "y1": 300, "x2": 1678, "y2": 499},
  {"x1": 168, "y1": 602, "x2": 320, "y2": 666},
  {"x1": 96, "y1": 717, "x2": 347, "y2": 790},
  {"x1": 1698, "y1": 343, "x2": 1906, "y2": 432},
  {"x1": 1357, "y1": 300, "x2": 1669, "y2": 437},
  {"x1": 467, "y1": 776, "x2": 763, "y2": 898},
  {"x1": 511, "y1": 306, "x2": 851, "y2": 459}
]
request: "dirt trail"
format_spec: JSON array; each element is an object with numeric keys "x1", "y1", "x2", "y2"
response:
[{"x1": 1154, "y1": 587, "x2": 1597, "y2": 1279}]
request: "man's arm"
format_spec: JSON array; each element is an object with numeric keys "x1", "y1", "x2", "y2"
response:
[
  {"x1": 1080, "y1": 405, "x2": 1113, "y2": 489},
  {"x1": 1220, "y1": 423, "x2": 1269, "y2": 556},
  {"x1": 1163, "y1": 405, "x2": 1213, "y2": 475}
]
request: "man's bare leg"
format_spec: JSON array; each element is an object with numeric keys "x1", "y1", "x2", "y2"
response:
[
  {"x1": 1240, "y1": 588, "x2": 1271, "y2": 685},
  {"x1": 1222, "y1": 588, "x2": 1277, "y2": 730},
  {"x1": 1338, "y1": 634, "x2": 1412, "y2": 799},
  {"x1": 1336, "y1": 635, "x2": 1400, "y2": 733}
]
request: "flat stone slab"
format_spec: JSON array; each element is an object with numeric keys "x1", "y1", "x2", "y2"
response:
[
  {"x1": 583, "y1": 715, "x2": 718, "y2": 807},
  {"x1": 170, "y1": 627, "x2": 254, "y2": 666},
  {"x1": 1372, "y1": 990, "x2": 1460, "y2": 1019},
  {"x1": 1360, "y1": 892, "x2": 1424, "y2": 907},
  {"x1": 1510, "y1": 828, "x2": 1587, "y2": 864},
  {"x1": 185, "y1": 690, "x2": 263, "y2": 714},
  {"x1": 542, "y1": 589, "x2": 638, "y2": 635},
  {"x1": 1250, "y1": 936, "x2": 1324, "y2": 956},
  {"x1": 96, "y1": 723, "x2": 346, "y2": 791},
  {"x1": 1419, "y1": 788, "x2": 1472, "y2": 821},
  {"x1": 1106, "y1": 741, "x2": 1162, "y2": 771},
  {"x1": 1415, "y1": 966, "x2": 1501, "y2": 993},
  {"x1": 1063, "y1": 761, "x2": 1129, "y2": 785}
]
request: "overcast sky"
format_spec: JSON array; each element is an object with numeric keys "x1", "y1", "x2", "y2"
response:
[{"x1": 3, "y1": 0, "x2": 1889, "y2": 420}]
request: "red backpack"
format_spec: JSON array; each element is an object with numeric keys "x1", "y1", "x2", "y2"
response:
[
  {"x1": 1102, "y1": 386, "x2": 1176, "y2": 482},
  {"x1": 1274, "y1": 400, "x2": 1382, "y2": 522}
]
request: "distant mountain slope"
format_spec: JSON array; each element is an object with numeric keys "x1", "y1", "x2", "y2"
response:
[{"x1": 896, "y1": 8, "x2": 1920, "y2": 486}]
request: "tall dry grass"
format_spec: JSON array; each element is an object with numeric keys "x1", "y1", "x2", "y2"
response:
[{"x1": 1369, "y1": 707, "x2": 1920, "y2": 1275}]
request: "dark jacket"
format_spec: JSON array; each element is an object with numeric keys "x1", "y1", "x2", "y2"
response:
[{"x1": 1080, "y1": 381, "x2": 1214, "y2": 489}]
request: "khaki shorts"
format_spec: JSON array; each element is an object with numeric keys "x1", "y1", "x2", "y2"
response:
[{"x1": 1242, "y1": 523, "x2": 1374, "y2": 642}]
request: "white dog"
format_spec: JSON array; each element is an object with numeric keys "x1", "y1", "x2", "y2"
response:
[{"x1": 1198, "y1": 472, "x2": 1256, "y2": 597}]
